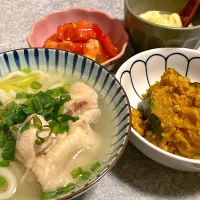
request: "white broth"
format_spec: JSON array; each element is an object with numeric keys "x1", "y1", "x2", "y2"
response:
[{"x1": 0, "y1": 69, "x2": 114, "y2": 200}]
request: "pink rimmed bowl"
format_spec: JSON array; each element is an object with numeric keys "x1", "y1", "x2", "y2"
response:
[{"x1": 27, "y1": 8, "x2": 129, "y2": 71}]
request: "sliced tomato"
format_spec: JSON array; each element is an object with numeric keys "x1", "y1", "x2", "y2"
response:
[
  {"x1": 48, "y1": 33, "x2": 60, "y2": 42},
  {"x1": 73, "y1": 27, "x2": 96, "y2": 42},
  {"x1": 98, "y1": 34, "x2": 118, "y2": 58},
  {"x1": 57, "y1": 23, "x2": 76, "y2": 41},
  {"x1": 92, "y1": 24, "x2": 103, "y2": 39},
  {"x1": 43, "y1": 39, "x2": 84, "y2": 54},
  {"x1": 43, "y1": 20, "x2": 118, "y2": 61},
  {"x1": 73, "y1": 42, "x2": 85, "y2": 54},
  {"x1": 43, "y1": 33, "x2": 60, "y2": 47},
  {"x1": 76, "y1": 20, "x2": 92, "y2": 29}
]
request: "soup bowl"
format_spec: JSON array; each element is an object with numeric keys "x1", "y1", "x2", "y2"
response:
[
  {"x1": 116, "y1": 48, "x2": 200, "y2": 172},
  {"x1": 0, "y1": 48, "x2": 130, "y2": 199},
  {"x1": 124, "y1": 0, "x2": 200, "y2": 53}
]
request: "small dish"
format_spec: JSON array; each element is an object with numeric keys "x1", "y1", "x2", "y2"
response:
[
  {"x1": 27, "y1": 8, "x2": 129, "y2": 71},
  {"x1": 124, "y1": 0, "x2": 200, "y2": 53},
  {"x1": 0, "y1": 48, "x2": 131, "y2": 199},
  {"x1": 116, "y1": 48, "x2": 200, "y2": 172}
]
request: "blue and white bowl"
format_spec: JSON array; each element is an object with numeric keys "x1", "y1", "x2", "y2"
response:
[
  {"x1": 0, "y1": 48, "x2": 131, "y2": 199},
  {"x1": 116, "y1": 48, "x2": 200, "y2": 172}
]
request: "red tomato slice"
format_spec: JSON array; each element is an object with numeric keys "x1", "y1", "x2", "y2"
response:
[
  {"x1": 48, "y1": 33, "x2": 60, "y2": 42},
  {"x1": 98, "y1": 34, "x2": 118, "y2": 58},
  {"x1": 73, "y1": 42, "x2": 85, "y2": 54},
  {"x1": 73, "y1": 27, "x2": 96, "y2": 42},
  {"x1": 92, "y1": 24, "x2": 103, "y2": 39},
  {"x1": 60, "y1": 20, "x2": 96, "y2": 42},
  {"x1": 43, "y1": 20, "x2": 118, "y2": 61},
  {"x1": 43, "y1": 39, "x2": 84, "y2": 54},
  {"x1": 57, "y1": 23, "x2": 76, "y2": 41},
  {"x1": 76, "y1": 20, "x2": 92, "y2": 29}
]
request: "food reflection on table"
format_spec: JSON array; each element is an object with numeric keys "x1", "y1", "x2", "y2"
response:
[
  {"x1": 43, "y1": 20, "x2": 118, "y2": 64},
  {"x1": 132, "y1": 68, "x2": 200, "y2": 159}
]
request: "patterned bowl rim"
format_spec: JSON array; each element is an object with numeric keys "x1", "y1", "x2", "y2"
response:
[
  {"x1": 116, "y1": 47, "x2": 200, "y2": 164},
  {"x1": 27, "y1": 7, "x2": 129, "y2": 67},
  {"x1": 0, "y1": 47, "x2": 131, "y2": 199}
]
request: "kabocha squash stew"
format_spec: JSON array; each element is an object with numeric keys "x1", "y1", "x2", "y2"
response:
[{"x1": 132, "y1": 68, "x2": 200, "y2": 159}]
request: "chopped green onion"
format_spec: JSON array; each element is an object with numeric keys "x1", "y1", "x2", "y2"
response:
[
  {"x1": 52, "y1": 88, "x2": 61, "y2": 96},
  {"x1": 0, "y1": 176, "x2": 6, "y2": 187},
  {"x1": 59, "y1": 87, "x2": 68, "y2": 94},
  {"x1": 35, "y1": 127, "x2": 50, "y2": 145},
  {"x1": 0, "y1": 101, "x2": 3, "y2": 107},
  {"x1": 0, "y1": 135, "x2": 5, "y2": 148},
  {"x1": 81, "y1": 171, "x2": 91, "y2": 180},
  {"x1": 5, "y1": 101, "x2": 16, "y2": 111},
  {"x1": 41, "y1": 111, "x2": 54, "y2": 121},
  {"x1": 0, "y1": 160, "x2": 10, "y2": 167},
  {"x1": 21, "y1": 121, "x2": 30, "y2": 133},
  {"x1": 16, "y1": 92, "x2": 29, "y2": 99},
  {"x1": 40, "y1": 191, "x2": 57, "y2": 200},
  {"x1": 2, "y1": 140, "x2": 16, "y2": 160},
  {"x1": 40, "y1": 183, "x2": 76, "y2": 200},
  {"x1": 35, "y1": 137, "x2": 45, "y2": 145},
  {"x1": 32, "y1": 98, "x2": 43, "y2": 112},
  {"x1": 33, "y1": 115, "x2": 42, "y2": 129},
  {"x1": 13, "y1": 106, "x2": 28, "y2": 123},
  {"x1": 70, "y1": 167, "x2": 84, "y2": 179},
  {"x1": 59, "y1": 114, "x2": 79, "y2": 122},
  {"x1": 90, "y1": 162, "x2": 101, "y2": 172},
  {"x1": 21, "y1": 67, "x2": 31, "y2": 73},
  {"x1": 10, "y1": 125, "x2": 19, "y2": 132},
  {"x1": 59, "y1": 121, "x2": 69, "y2": 133},
  {"x1": 0, "y1": 110, "x2": 3, "y2": 117},
  {"x1": 56, "y1": 183, "x2": 76, "y2": 195},
  {"x1": 24, "y1": 97, "x2": 33, "y2": 106},
  {"x1": 3, "y1": 111, "x2": 12, "y2": 117},
  {"x1": 2, "y1": 118, "x2": 14, "y2": 126},
  {"x1": 59, "y1": 105, "x2": 64, "y2": 114},
  {"x1": 30, "y1": 81, "x2": 42, "y2": 89},
  {"x1": 48, "y1": 87, "x2": 68, "y2": 97},
  {"x1": 60, "y1": 93, "x2": 71, "y2": 104},
  {"x1": 52, "y1": 124, "x2": 60, "y2": 134},
  {"x1": 27, "y1": 105, "x2": 35, "y2": 115},
  {"x1": 6, "y1": 72, "x2": 40, "y2": 89},
  {"x1": 48, "y1": 120, "x2": 57, "y2": 129}
]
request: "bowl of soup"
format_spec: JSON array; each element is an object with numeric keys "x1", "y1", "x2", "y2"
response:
[
  {"x1": 0, "y1": 48, "x2": 130, "y2": 199},
  {"x1": 124, "y1": 0, "x2": 200, "y2": 53},
  {"x1": 116, "y1": 47, "x2": 200, "y2": 172}
]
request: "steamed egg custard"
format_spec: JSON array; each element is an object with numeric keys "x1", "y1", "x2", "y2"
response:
[{"x1": 0, "y1": 69, "x2": 114, "y2": 200}]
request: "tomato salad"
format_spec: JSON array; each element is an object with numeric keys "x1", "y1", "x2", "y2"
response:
[{"x1": 43, "y1": 20, "x2": 118, "y2": 64}]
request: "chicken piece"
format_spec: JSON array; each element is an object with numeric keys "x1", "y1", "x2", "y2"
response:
[
  {"x1": 15, "y1": 127, "x2": 38, "y2": 169},
  {"x1": 32, "y1": 119, "x2": 99, "y2": 192},
  {"x1": 35, "y1": 134, "x2": 66, "y2": 155},
  {"x1": 64, "y1": 82, "x2": 101, "y2": 123},
  {"x1": 80, "y1": 109, "x2": 101, "y2": 124},
  {"x1": 15, "y1": 115, "x2": 62, "y2": 169},
  {"x1": 69, "y1": 82, "x2": 98, "y2": 103}
]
